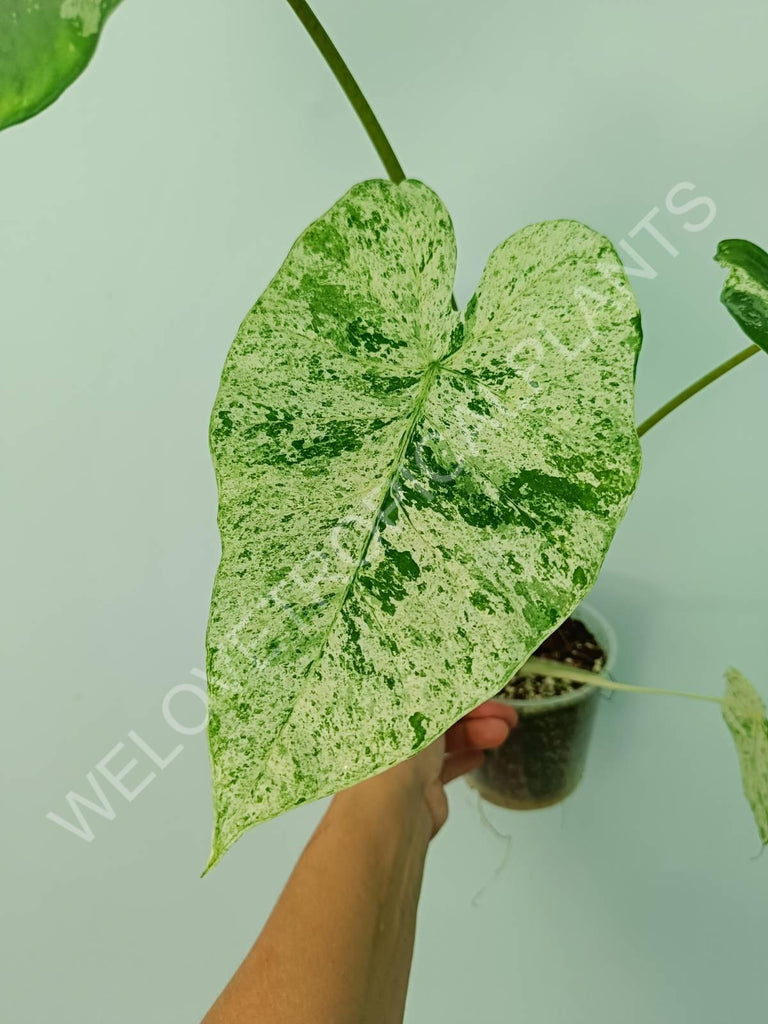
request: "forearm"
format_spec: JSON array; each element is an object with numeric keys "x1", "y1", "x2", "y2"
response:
[{"x1": 203, "y1": 769, "x2": 433, "y2": 1024}]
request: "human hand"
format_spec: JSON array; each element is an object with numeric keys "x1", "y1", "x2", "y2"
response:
[
  {"x1": 342, "y1": 701, "x2": 518, "y2": 840},
  {"x1": 406, "y1": 701, "x2": 518, "y2": 837}
]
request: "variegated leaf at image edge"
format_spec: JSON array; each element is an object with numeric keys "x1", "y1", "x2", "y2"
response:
[
  {"x1": 0, "y1": 0, "x2": 122, "y2": 131},
  {"x1": 715, "y1": 239, "x2": 768, "y2": 354},
  {"x1": 205, "y1": 178, "x2": 643, "y2": 868},
  {"x1": 722, "y1": 668, "x2": 768, "y2": 845}
]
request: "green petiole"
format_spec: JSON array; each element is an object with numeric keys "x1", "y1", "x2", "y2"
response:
[{"x1": 520, "y1": 657, "x2": 723, "y2": 706}]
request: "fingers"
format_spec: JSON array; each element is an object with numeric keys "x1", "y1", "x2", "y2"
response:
[
  {"x1": 446, "y1": 702, "x2": 518, "y2": 754},
  {"x1": 439, "y1": 701, "x2": 519, "y2": 786},
  {"x1": 445, "y1": 717, "x2": 506, "y2": 753},
  {"x1": 441, "y1": 748, "x2": 484, "y2": 784},
  {"x1": 464, "y1": 700, "x2": 519, "y2": 728}
]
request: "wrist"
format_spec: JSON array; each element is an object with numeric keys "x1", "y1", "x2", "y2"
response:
[{"x1": 331, "y1": 763, "x2": 434, "y2": 845}]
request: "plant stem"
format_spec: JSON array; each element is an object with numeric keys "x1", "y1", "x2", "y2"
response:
[
  {"x1": 521, "y1": 657, "x2": 723, "y2": 706},
  {"x1": 285, "y1": 0, "x2": 406, "y2": 183},
  {"x1": 637, "y1": 344, "x2": 760, "y2": 437}
]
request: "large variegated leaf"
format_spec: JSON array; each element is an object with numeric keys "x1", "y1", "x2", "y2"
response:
[
  {"x1": 0, "y1": 0, "x2": 121, "y2": 131},
  {"x1": 715, "y1": 239, "x2": 768, "y2": 354},
  {"x1": 205, "y1": 179, "x2": 642, "y2": 867},
  {"x1": 722, "y1": 668, "x2": 768, "y2": 845}
]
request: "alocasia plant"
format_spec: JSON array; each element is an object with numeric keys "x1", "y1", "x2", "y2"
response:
[
  {"x1": 205, "y1": 178, "x2": 642, "y2": 867},
  {"x1": 202, "y1": 4, "x2": 768, "y2": 865},
  {"x1": 0, "y1": 0, "x2": 121, "y2": 130},
  {"x1": 3, "y1": 0, "x2": 765, "y2": 861}
]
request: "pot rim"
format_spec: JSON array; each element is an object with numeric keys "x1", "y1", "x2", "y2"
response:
[{"x1": 492, "y1": 602, "x2": 617, "y2": 710}]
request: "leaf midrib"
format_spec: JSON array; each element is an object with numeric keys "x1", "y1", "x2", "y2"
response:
[{"x1": 250, "y1": 358, "x2": 442, "y2": 785}]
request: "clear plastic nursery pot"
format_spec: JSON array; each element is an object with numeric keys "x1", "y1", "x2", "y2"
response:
[{"x1": 468, "y1": 605, "x2": 616, "y2": 810}]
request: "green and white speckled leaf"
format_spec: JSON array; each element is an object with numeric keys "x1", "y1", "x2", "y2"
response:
[
  {"x1": 205, "y1": 179, "x2": 642, "y2": 867},
  {"x1": 715, "y1": 239, "x2": 768, "y2": 354},
  {"x1": 722, "y1": 668, "x2": 768, "y2": 845},
  {"x1": 0, "y1": 0, "x2": 121, "y2": 131}
]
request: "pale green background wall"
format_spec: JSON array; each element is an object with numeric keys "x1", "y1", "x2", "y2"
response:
[{"x1": 2, "y1": 1, "x2": 767, "y2": 1021}]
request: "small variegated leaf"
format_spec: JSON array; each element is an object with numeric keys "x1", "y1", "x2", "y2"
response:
[
  {"x1": 715, "y1": 239, "x2": 768, "y2": 354},
  {"x1": 205, "y1": 179, "x2": 642, "y2": 867},
  {"x1": 722, "y1": 668, "x2": 768, "y2": 845},
  {"x1": 0, "y1": 0, "x2": 121, "y2": 131}
]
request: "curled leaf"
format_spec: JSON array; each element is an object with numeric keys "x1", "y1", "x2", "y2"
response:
[
  {"x1": 722, "y1": 668, "x2": 768, "y2": 845},
  {"x1": 714, "y1": 239, "x2": 768, "y2": 354},
  {"x1": 205, "y1": 179, "x2": 642, "y2": 867},
  {"x1": 0, "y1": 0, "x2": 121, "y2": 131}
]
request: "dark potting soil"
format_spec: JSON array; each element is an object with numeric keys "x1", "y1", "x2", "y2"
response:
[{"x1": 500, "y1": 616, "x2": 605, "y2": 700}]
